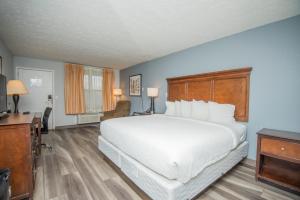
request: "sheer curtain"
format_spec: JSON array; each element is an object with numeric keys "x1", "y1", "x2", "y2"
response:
[{"x1": 84, "y1": 67, "x2": 103, "y2": 113}]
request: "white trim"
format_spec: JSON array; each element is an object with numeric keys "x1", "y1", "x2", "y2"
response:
[{"x1": 16, "y1": 67, "x2": 56, "y2": 129}]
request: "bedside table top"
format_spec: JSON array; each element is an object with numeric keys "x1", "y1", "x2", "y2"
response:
[{"x1": 257, "y1": 128, "x2": 300, "y2": 141}]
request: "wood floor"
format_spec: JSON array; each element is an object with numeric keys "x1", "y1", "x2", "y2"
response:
[{"x1": 34, "y1": 126, "x2": 300, "y2": 200}]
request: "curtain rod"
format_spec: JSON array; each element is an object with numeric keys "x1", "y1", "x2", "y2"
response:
[{"x1": 65, "y1": 62, "x2": 115, "y2": 70}]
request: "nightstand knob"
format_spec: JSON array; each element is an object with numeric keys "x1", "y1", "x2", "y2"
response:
[{"x1": 281, "y1": 147, "x2": 285, "y2": 151}]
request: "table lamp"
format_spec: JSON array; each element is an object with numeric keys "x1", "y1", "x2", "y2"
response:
[
  {"x1": 7, "y1": 80, "x2": 28, "y2": 113},
  {"x1": 147, "y1": 88, "x2": 158, "y2": 114},
  {"x1": 113, "y1": 88, "x2": 122, "y2": 102}
]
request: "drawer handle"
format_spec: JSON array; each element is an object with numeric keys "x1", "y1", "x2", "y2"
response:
[{"x1": 281, "y1": 147, "x2": 285, "y2": 151}]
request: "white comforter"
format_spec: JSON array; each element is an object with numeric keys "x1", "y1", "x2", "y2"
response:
[{"x1": 100, "y1": 114, "x2": 246, "y2": 183}]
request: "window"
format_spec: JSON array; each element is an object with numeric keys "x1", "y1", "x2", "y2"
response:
[{"x1": 83, "y1": 67, "x2": 103, "y2": 113}]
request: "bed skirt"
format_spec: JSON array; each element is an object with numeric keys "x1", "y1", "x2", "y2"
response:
[{"x1": 98, "y1": 136, "x2": 248, "y2": 200}]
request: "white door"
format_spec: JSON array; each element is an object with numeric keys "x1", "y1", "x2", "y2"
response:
[{"x1": 17, "y1": 68, "x2": 54, "y2": 129}]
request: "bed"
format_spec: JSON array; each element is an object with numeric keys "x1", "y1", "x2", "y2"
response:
[{"x1": 99, "y1": 67, "x2": 252, "y2": 200}]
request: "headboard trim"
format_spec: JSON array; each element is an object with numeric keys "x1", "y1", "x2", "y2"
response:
[
  {"x1": 167, "y1": 67, "x2": 252, "y2": 121},
  {"x1": 167, "y1": 67, "x2": 252, "y2": 81}
]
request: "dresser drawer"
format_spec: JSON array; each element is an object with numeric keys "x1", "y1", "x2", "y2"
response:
[{"x1": 261, "y1": 137, "x2": 300, "y2": 161}]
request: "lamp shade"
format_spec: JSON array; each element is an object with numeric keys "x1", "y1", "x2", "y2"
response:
[
  {"x1": 7, "y1": 80, "x2": 28, "y2": 96},
  {"x1": 147, "y1": 88, "x2": 158, "y2": 97},
  {"x1": 113, "y1": 88, "x2": 122, "y2": 96}
]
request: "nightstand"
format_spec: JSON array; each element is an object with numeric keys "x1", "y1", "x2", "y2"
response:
[{"x1": 256, "y1": 128, "x2": 300, "y2": 194}]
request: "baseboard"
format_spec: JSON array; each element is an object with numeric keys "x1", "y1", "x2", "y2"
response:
[
  {"x1": 55, "y1": 122, "x2": 99, "y2": 129},
  {"x1": 240, "y1": 158, "x2": 256, "y2": 168}
]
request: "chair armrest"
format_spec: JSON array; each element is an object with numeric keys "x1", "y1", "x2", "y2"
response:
[
  {"x1": 100, "y1": 110, "x2": 115, "y2": 121},
  {"x1": 113, "y1": 110, "x2": 130, "y2": 118},
  {"x1": 103, "y1": 110, "x2": 115, "y2": 116}
]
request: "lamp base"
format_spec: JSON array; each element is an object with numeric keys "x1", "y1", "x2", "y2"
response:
[
  {"x1": 12, "y1": 94, "x2": 20, "y2": 114},
  {"x1": 150, "y1": 97, "x2": 155, "y2": 114}
]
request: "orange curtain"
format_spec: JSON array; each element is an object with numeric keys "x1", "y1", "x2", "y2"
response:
[
  {"x1": 64, "y1": 63, "x2": 86, "y2": 114},
  {"x1": 103, "y1": 68, "x2": 115, "y2": 111}
]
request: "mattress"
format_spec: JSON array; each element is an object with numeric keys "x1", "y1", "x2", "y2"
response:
[
  {"x1": 99, "y1": 136, "x2": 248, "y2": 200},
  {"x1": 100, "y1": 114, "x2": 246, "y2": 183}
]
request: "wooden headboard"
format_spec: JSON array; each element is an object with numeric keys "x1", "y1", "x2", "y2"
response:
[{"x1": 167, "y1": 67, "x2": 252, "y2": 121}]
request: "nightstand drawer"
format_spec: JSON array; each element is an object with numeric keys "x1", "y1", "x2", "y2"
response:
[{"x1": 261, "y1": 137, "x2": 300, "y2": 161}]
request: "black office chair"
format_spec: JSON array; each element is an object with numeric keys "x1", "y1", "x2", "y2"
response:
[
  {"x1": 41, "y1": 107, "x2": 53, "y2": 151},
  {"x1": 42, "y1": 107, "x2": 52, "y2": 133},
  {"x1": 0, "y1": 169, "x2": 10, "y2": 200}
]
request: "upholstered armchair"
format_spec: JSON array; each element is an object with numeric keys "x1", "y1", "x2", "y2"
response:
[{"x1": 100, "y1": 100, "x2": 131, "y2": 121}]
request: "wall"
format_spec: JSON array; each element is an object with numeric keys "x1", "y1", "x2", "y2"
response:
[
  {"x1": 0, "y1": 40, "x2": 13, "y2": 80},
  {"x1": 13, "y1": 56, "x2": 76, "y2": 127},
  {"x1": 120, "y1": 15, "x2": 300, "y2": 159},
  {"x1": 13, "y1": 56, "x2": 120, "y2": 127}
]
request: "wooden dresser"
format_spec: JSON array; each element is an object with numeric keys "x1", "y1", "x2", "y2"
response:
[
  {"x1": 0, "y1": 114, "x2": 41, "y2": 200},
  {"x1": 256, "y1": 128, "x2": 300, "y2": 194}
]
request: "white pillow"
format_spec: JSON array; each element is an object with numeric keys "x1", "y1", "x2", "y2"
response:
[
  {"x1": 165, "y1": 101, "x2": 175, "y2": 116},
  {"x1": 191, "y1": 100, "x2": 209, "y2": 120},
  {"x1": 208, "y1": 101, "x2": 235, "y2": 124},
  {"x1": 180, "y1": 100, "x2": 192, "y2": 117},
  {"x1": 174, "y1": 100, "x2": 181, "y2": 116}
]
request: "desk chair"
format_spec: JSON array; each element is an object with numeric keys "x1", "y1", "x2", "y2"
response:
[{"x1": 41, "y1": 107, "x2": 53, "y2": 151}]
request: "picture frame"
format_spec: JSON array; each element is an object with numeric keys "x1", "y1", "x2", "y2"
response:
[{"x1": 129, "y1": 74, "x2": 142, "y2": 96}]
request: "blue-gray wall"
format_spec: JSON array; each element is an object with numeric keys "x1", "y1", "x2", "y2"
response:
[{"x1": 120, "y1": 15, "x2": 300, "y2": 159}]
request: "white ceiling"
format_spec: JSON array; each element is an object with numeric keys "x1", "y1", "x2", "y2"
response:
[{"x1": 0, "y1": 0, "x2": 299, "y2": 69}]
